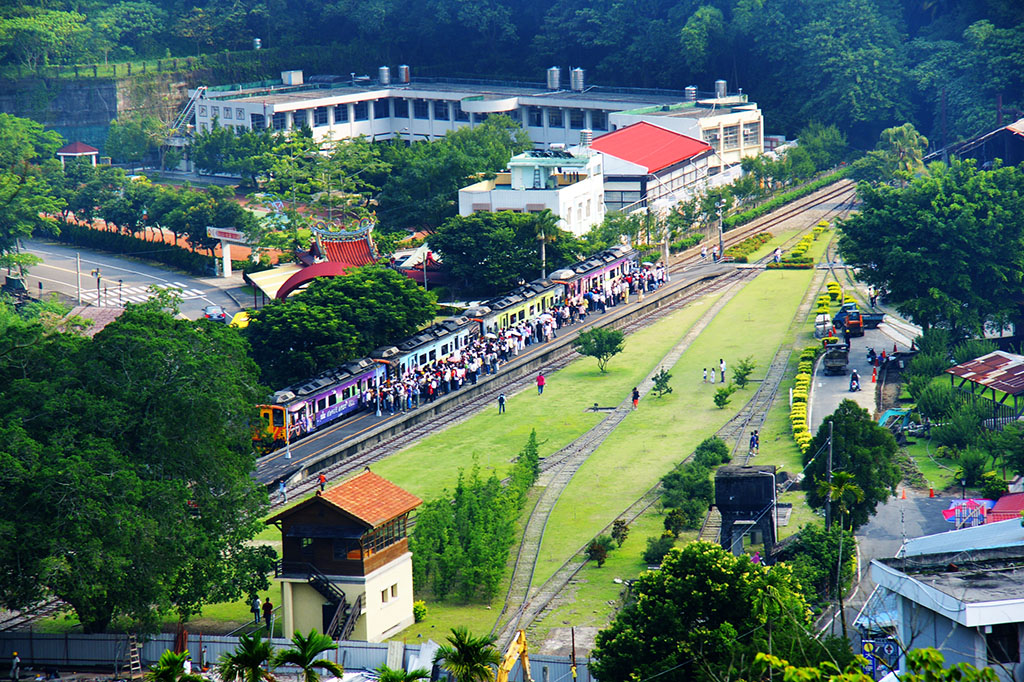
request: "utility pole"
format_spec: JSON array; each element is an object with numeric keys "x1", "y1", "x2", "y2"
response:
[
  {"x1": 825, "y1": 420, "x2": 833, "y2": 532},
  {"x1": 76, "y1": 253, "x2": 82, "y2": 304}
]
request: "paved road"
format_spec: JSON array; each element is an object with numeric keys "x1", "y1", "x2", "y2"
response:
[{"x1": 21, "y1": 239, "x2": 246, "y2": 319}]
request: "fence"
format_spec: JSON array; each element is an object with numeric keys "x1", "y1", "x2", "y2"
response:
[{"x1": 0, "y1": 632, "x2": 592, "y2": 682}]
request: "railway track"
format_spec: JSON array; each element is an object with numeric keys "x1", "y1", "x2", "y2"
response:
[
  {"x1": 0, "y1": 600, "x2": 64, "y2": 632},
  {"x1": 494, "y1": 189, "x2": 858, "y2": 648}
]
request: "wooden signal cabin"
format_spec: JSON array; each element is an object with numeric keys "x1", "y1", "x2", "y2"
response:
[{"x1": 267, "y1": 469, "x2": 422, "y2": 642}]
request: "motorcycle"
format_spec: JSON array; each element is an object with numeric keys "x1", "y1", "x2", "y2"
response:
[
  {"x1": 867, "y1": 347, "x2": 877, "y2": 364},
  {"x1": 850, "y1": 372, "x2": 861, "y2": 392}
]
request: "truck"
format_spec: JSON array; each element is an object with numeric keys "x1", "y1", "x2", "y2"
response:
[
  {"x1": 833, "y1": 302, "x2": 884, "y2": 335},
  {"x1": 822, "y1": 342, "x2": 850, "y2": 375}
]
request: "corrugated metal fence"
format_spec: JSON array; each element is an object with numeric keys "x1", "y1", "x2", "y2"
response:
[{"x1": 0, "y1": 633, "x2": 592, "y2": 682}]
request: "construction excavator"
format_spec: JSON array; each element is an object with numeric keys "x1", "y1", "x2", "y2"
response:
[{"x1": 496, "y1": 631, "x2": 533, "y2": 682}]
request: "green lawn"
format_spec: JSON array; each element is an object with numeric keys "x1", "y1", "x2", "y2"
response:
[
  {"x1": 372, "y1": 293, "x2": 725, "y2": 499},
  {"x1": 532, "y1": 264, "x2": 821, "y2": 587},
  {"x1": 903, "y1": 438, "x2": 959, "y2": 491}
]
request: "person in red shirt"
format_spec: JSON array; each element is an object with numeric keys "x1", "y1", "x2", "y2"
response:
[{"x1": 536, "y1": 373, "x2": 546, "y2": 395}]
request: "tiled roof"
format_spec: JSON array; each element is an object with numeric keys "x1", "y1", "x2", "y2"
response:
[
  {"x1": 946, "y1": 350, "x2": 1024, "y2": 396},
  {"x1": 590, "y1": 122, "x2": 712, "y2": 174},
  {"x1": 323, "y1": 238, "x2": 375, "y2": 266},
  {"x1": 64, "y1": 305, "x2": 126, "y2": 337},
  {"x1": 56, "y1": 141, "x2": 99, "y2": 155},
  {"x1": 320, "y1": 470, "x2": 422, "y2": 528},
  {"x1": 988, "y1": 493, "x2": 1024, "y2": 523}
]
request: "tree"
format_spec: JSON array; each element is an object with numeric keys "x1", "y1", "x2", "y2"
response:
[
  {"x1": 713, "y1": 383, "x2": 736, "y2": 408},
  {"x1": 586, "y1": 537, "x2": 612, "y2": 567},
  {"x1": 0, "y1": 299, "x2": 275, "y2": 632},
  {"x1": 245, "y1": 265, "x2": 436, "y2": 388},
  {"x1": 572, "y1": 327, "x2": 625, "y2": 373},
  {"x1": 0, "y1": 10, "x2": 89, "y2": 69},
  {"x1": 91, "y1": 1, "x2": 166, "y2": 58},
  {"x1": 663, "y1": 509, "x2": 687, "y2": 537},
  {"x1": 146, "y1": 650, "x2": 204, "y2": 682},
  {"x1": 803, "y1": 400, "x2": 899, "y2": 530},
  {"x1": 592, "y1": 542, "x2": 834, "y2": 682},
  {"x1": 838, "y1": 161, "x2": 1024, "y2": 334},
  {"x1": 219, "y1": 633, "x2": 278, "y2": 682},
  {"x1": 651, "y1": 367, "x2": 673, "y2": 397},
  {"x1": 431, "y1": 211, "x2": 577, "y2": 296},
  {"x1": 756, "y1": 648, "x2": 998, "y2": 682},
  {"x1": 611, "y1": 519, "x2": 629, "y2": 546},
  {"x1": 779, "y1": 523, "x2": 855, "y2": 603},
  {"x1": 816, "y1": 471, "x2": 864, "y2": 532},
  {"x1": 732, "y1": 356, "x2": 756, "y2": 388},
  {"x1": 272, "y1": 630, "x2": 343, "y2": 682},
  {"x1": 433, "y1": 627, "x2": 502, "y2": 682},
  {"x1": 0, "y1": 114, "x2": 63, "y2": 168},
  {"x1": 105, "y1": 115, "x2": 167, "y2": 171},
  {"x1": 0, "y1": 164, "x2": 63, "y2": 275},
  {"x1": 878, "y1": 123, "x2": 929, "y2": 181},
  {"x1": 376, "y1": 666, "x2": 429, "y2": 682}
]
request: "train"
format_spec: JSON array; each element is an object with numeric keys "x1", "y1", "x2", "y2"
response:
[{"x1": 255, "y1": 244, "x2": 636, "y2": 448}]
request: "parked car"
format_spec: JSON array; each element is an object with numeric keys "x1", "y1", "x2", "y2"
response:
[{"x1": 203, "y1": 305, "x2": 229, "y2": 323}]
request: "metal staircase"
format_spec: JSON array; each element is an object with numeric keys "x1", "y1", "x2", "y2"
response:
[
  {"x1": 279, "y1": 561, "x2": 353, "y2": 639},
  {"x1": 171, "y1": 86, "x2": 206, "y2": 134}
]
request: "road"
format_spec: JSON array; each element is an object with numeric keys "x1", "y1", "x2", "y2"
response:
[{"x1": 20, "y1": 239, "x2": 246, "y2": 319}]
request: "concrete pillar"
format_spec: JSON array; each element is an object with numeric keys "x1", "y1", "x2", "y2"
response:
[{"x1": 221, "y1": 241, "x2": 232, "y2": 277}]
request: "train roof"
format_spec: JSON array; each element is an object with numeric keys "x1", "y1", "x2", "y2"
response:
[
  {"x1": 384, "y1": 315, "x2": 476, "y2": 360},
  {"x1": 551, "y1": 246, "x2": 635, "y2": 281},
  {"x1": 271, "y1": 357, "x2": 379, "y2": 404}
]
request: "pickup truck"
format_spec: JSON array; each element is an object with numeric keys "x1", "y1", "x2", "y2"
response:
[
  {"x1": 822, "y1": 342, "x2": 850, "y2": 375},
  {"x1": 833, "y1": 303, "x2": 884, "y2": 333}
]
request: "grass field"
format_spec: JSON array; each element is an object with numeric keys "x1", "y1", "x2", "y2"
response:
[
  {"x1": 371, "y1": 292, "x2": 725, "y2": 500},
  {"x1": 531, "y1": 263, "x2": 822, "y2": 588}
]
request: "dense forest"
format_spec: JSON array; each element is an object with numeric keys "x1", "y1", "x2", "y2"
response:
[{"x1": 0, "y1": 0, "x2": 1022, "y2": 147}]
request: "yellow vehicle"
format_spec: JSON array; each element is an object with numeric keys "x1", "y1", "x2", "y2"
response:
[
  {"x1": 497, "y1": 631, "x2": 533, "y2": 682},
  {"x1": 230, "y1": 311, "x2": 250, "y2": 328}
]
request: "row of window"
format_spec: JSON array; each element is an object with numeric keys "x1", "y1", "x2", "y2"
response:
[
  {"x1": 204, "y1": 100, "x2": 609, "y2": 132},
  {"x1": 703, "y1": 122, "x2": 761, "y2": 151}
]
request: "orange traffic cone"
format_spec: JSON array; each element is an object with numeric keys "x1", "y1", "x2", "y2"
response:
[
  {"x1": 872, "y1": 367, "x2": 877, "y2": 383},
  {"x1": 901, "y1": 489, "x2": 906, "y2": 500},
  {"x1": 929, "y1": 488, "x2": 935, "y2": 498},
  {"x1": 893, "y1": 343, "x2": 898, "y2": 353}
]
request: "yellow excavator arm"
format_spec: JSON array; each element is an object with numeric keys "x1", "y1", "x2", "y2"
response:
[{"x1": 496, "y1": 630, "x2": 532, "y2": 682}]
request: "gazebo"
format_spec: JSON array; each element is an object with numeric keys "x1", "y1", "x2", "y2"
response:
[
  {"x1": 56, "y1": 141, "x2": 99, "y2": 167},
  {"x1": 946, "y1": 350, "x2": 1024, "y2": 429}
]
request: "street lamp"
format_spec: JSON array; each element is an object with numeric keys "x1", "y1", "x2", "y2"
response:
[
  {"x1": 284, "y1": 409, "x2": 291, "y2": 459},
  {"x1": 716, "y1": 199, "x2": 726, "y2": 261},
  {"x1": 118, "y1": 279, "x2": 123, "y2": 306},
  {"x1": 90, "y1": 268, "x2": 102, "y2": 306}
]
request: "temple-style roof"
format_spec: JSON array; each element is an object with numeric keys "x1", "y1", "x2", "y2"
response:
[{"x1": 56, "y1": 141, "x2": 99, "y2": 155}]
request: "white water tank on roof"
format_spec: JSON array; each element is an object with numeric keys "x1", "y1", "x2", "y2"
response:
[
  {"x1": 685, "y1": 85, "x2": 697, "y2": 102},
  {"x1": 570, "y1": 67, "x2": 585, "y2": 91},
  {"x1": 379, "y1": 66, "x2": 391, "y2": 85},
  {"x1": 715, "y1": 79, "x2": 727, "y2": 98},
  {"x1": 398, "y1": 65, "x2": 410, "y2": 83},
  {"x1": 547, "y1": 66, "x2": 561, "y2": 90}
]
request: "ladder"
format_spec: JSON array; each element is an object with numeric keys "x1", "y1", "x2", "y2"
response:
[{"x1": 127, "y1": 634, "x2": 143, "y2": 679}]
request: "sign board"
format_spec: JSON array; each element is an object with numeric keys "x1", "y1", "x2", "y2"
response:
[{"x1": 206, "y1": 227, "x2": 248, "y2": 243}]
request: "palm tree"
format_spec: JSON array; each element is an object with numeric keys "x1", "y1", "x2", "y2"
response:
[
  {"x1": 433, "y1": 627, "x2": 502, "y2": 682},
  {"x1": 533, "y1": 209, "x2": 559, "y2": 280},
  {"x1": 816, "y1": 470, "x2": 865, "y2": 531},
  {"x1": 879, "y1": 123, "x2": 929, "y2": 183},
  {"x1": 146, "y1": 650, "x2": 205, "y2": 682},
  {"x1": 219, "y1": 633, "x2": 278, "y2": 682},
  {"x1": 272, "y1": 630, "x2": 344, "y2": 682},
  {"x1": 376, "y1": 664, "x2": 430, "y2": 682}
]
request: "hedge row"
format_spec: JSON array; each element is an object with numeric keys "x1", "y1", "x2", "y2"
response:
[
  {"x1": 45, "y1": 223, "x2": 223, "y2": 277},
  {"x1": 669, "y1": 234, "x2": 703, "y2": 253},
  {"x1": 723, "y1": 168, "x2": 851, "y2": 232},
  {"x1": 767, "y1": 262, "x2": 814, "y2": 269},
  {"x1": 724, "y1": 232, "x2": 774, "y2": 263},
  {"x1": 791, "y1": 343, "x2": 825, "y2": 453}
]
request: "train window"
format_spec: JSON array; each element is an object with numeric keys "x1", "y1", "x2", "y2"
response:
[
  {"x1": 273, "y1": 410, "x2": 284, "y2": 427},
  {"x1": 316, "y1": 398, "x2": 326, "y2": 412},
  {"x1": 518, "y1": 310, "x2": 525, "y2": 321},
  {"x1": 262, "y1": 412, "x2": 270, "y2": 424},
  {"x1": 342, "y1": 387, "x2": 351, "y2": 399},
  {"x1": 441, "y1": 343, "x2": 448, "y2": 355},
  {"x1": 429, "y1": 350, "x2": 436, "y2": 361},
  {"x1": 419, "y1": 353, "x2": 426, "y2": 365},
  {"x1": 328, "y1": 394, "x2": 337, "y2": 406}
]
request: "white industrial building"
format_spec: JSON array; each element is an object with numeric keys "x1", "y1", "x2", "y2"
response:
[
  {"x1": 186, "y1": 68, "x2": 763, "y2": 163},
  {"x1": 457, "y1": 146, "x2": 605, "y2": 236}
]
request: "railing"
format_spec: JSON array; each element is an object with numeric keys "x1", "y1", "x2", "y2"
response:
[
  {"x1": 338, "y1": 593, "x2": 363, "y2": 642},
  {"x1": 276, "y1": 561, "x2": 346, "y2": 603}
]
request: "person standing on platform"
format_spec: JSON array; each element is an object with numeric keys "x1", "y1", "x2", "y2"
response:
[
  {"x1": 262, "y1": 597, "x2": 273, "y2": 631},
  {"x1": 318, "y1": 473, "x2": 326, "y2": 492}
]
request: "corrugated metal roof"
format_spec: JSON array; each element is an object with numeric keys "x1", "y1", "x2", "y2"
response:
[
  {"x1": 946, "y1": 350, "x2": 1024, "y2": 395},
  {"x1": 590, "y1": 121, "x2": 712, "y2": 174}
]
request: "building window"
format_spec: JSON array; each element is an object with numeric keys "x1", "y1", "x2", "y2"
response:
[
  {"x1": 703, "y1": 129, "x2": 721, "y2": 151},
  {"x1": 414, "y1": 99, "x2": 430, "y2": 120},
  {"x1": 272, "y1": 112, "x2": 287, "y2": 130},
  {"x1": 393, "y1": 98, "x2": 408, "y2": 118},
  {"x1": 250, "y1": 113, "x2": 265, "y2": 128},
  {"x1": 335, "y1": 104, "x2": 349, "y2": 123},
  {"x1": 453, "y1": 102, "x2": 469, "y2": 122},
  {"x1": 236, "y1": 108, "x2": 245, "y2": 120},
  {"x1": 569, "y1": 109, "x2": 585, "y2": 129},
  {"x1": 374, "y1": 99, "x2": 390, "y2": 119},
  {"x1": 723, "y1": 125, "x2": 740, "y2": 150},
  {"x1": 528, "y1": 107, "x2": 543, "y2": 127},
  {"x1": 987, "y1": 623, "x2": 1020, "y2": 664},
  {"x1": 390, "y1": 584, "x2": 398, "y2": 598},
  {"x1": 198, "y1": 105, "x2": 207, "y2": 116},
  {"x1": 433, "y1": 100, "x2": 449, "y2": 121},
  {"x1": 548, "y1": 109, "x2": 563, "y2": 128},
  {"x1": 293, "y1": 110, "x2": 309, "y2": 128},
  {"x1": 743, "y1": 121, "x2": 760, "y2": 146},
  {"x1": 301, "y1": 537, "x2": 313, "y2": 558},
  {"x1": 199, "y1": 122, "x2": 208, "y2": 133},
  {"x1": 474, "y1": 112, "x2": 488, "y2": 124},
  {"x1": 211, "y1": 106, "x2": 219, "y2": 118},
  {"x1": 314, "y1": 107, "x2": 328, "y2": 126},
  {"x1": 591, "y1": 110, "x2": 607, "y2": 130},
  {"x1": 223, "y1": 107, "x2": 232, "y2": 120},
  {"x1": 353, "y1": 101, "x2": 368, "y2": 121},
  {"x1": 381, "y1": 589, "x2": 389, "y2": 603},
  {"x1": 506, "y1": 109, "x2": 521, "y2": 123}
]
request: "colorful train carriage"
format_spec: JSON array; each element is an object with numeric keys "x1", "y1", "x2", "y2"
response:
[
  {"x1": 466, "y1": 279, "x2": 563, "y2": 334},
  {"x1": 550, "y1": 245, "x2": 635, "y2": 297},
  {"x1": 372, "y1": 315, "x2": 480, "y2": 379}
]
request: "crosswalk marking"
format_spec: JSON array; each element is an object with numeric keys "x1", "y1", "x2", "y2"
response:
[{"x1": 80, "y1": 283, "x2": 207, "y2": 305}]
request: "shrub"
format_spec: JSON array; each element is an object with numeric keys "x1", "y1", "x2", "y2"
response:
[
  {"x1": 956, "y1": 448, "x2": 988, "y2": 486},
  {"x1": 916, "y1": 381, "x2": 956, "y2": 421},
  {"x1": 723, "y1": 232, "x2": 773, "y2": 261},
  {"x1": 611, "y1": 519, "x2": 629, "y2": 547},
  {"x1": 981, "y1": 471, "x2": 1008, "y2": 499},
  {"x1": 934, "y1": 403, "x2": 986, "y2": 450},
  {"x1": 915, "y1": 328, "x2": 951, "y2": 357},
  {"x1": 953, "y1": 339, "x2": 997, "y2": 365},
  {"x1": 694, "y1": 436, "x2": 730, "y2": 467},
  {"x1": 586, "y1": 534, "x2": 616, "y2": 567},
  {"x1": 642, "y1": 533, "x2": 676, "y2": 565},
  {"x1": 732, "y1": 356, "x2": 756, "y2": 388},
  {"x1": 722, "y1": 168, "x2": 851, "y2": 231},
  {"x1": 714, "y1": 383, "x2": 736, "y2": 408},
  {"x1": 413, "y1": 600, "x2": 428, "y2": 622}
]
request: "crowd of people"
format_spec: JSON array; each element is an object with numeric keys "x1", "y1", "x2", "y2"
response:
[{"x1": 359, "y1": 262, "x2": 669, "y2": 416}]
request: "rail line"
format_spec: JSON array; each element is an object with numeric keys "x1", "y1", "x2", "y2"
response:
[{"x1": 494, "y1": 190, "x2": 857, "y2": 649}]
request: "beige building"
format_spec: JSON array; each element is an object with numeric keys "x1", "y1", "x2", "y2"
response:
[{"x1": 267, "y1": 470, "x2": 422, "y2": 642}]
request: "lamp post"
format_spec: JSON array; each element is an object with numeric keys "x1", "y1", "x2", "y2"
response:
[
  {"x1": 716, "y1": 199, "x2": 726, "y2": 261},
  {"x1": 118, "y1": 279, "x2": 123, "y2": 306},
  {"x1": 284, "y1": 409, "x2": 291, "y2": 459}
]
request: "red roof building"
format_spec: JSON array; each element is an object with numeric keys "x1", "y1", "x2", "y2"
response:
[
  {"x1": 589, "y1": 122, "x2": 714, "y2": 213},
  {"x1": 986, "y1": 492, "x2": 1024, "y2": 524},
  {"x1": 56, "y1": 141, "x2": 99, "y2": 167}
]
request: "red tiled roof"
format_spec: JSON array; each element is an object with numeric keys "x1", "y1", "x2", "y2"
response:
[
  {"x1": 57, "y1": 141, "x2": 99, "y2": 155},
  {"x1": 590, "y1": 122, "x2": 712, "y2": 174},
  {"x1": 323, "y1": 238, "x2": 375, "y2": 266},
  {"x1": 320, "y1": 470, "x2": 422, "y2": 528},
  {"x1": 987, "y1": 492, "x2": 1024, "y2": 524},
  {"x1": 946, "y1": 351, "x2": 1024, "y2": 396}
]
